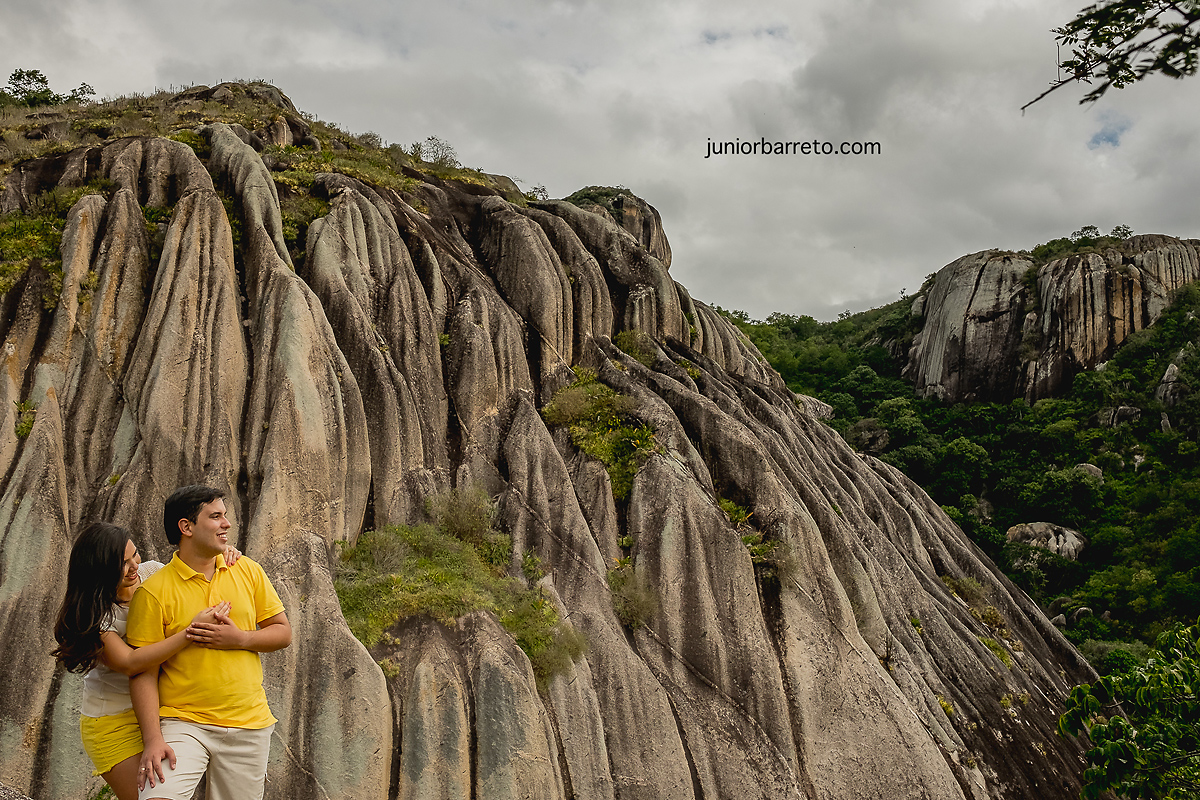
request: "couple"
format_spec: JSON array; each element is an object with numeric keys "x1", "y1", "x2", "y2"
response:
[{"x1": 52, "y1": 485, "x2": 291, "y2": 800}]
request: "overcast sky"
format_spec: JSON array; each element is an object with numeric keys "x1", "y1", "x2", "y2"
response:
[{"x1": 4, "y1": 0, "x2": 1199, "y2": 321}]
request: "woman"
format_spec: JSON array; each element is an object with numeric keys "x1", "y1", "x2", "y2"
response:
[{"x1": 51, "y1": 521, "x2": 239, "y2": 800}]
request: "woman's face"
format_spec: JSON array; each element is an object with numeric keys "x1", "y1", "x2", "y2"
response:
[{"x1": 116, "y1": 538, "x2": 142, "y2": 602}]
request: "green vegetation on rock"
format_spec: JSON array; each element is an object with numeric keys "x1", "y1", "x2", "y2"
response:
[
  {"x1": 0, "y1": 180, "x2": 116, "y2": 306},
  {"x1": 615, "y1": 329, "x2": 656, "y2": 367},
  {"x1": 564, "y1": 185, "x2": 630, "y2": 221},
  {"x1": 541, "y1": 367, "x2": 658, "y2": 500},
  {"x1": 334, "y1": 487, "x2": 585, "y2": 690},
  {"x1": 607, "y1": 560, "x2": 657, "y2": 629}
]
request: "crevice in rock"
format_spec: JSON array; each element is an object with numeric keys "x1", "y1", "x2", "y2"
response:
[
  {"x1": 664, "y1": 694, "x2": 704, "y2": 800},
  {"x1": 27, "y1": 664, "x2": 65, "y2": 800},
  {"x1": 543, "y1": 698, "x2": 577, "y2": 800},
  {"x1": 758, "y1": 579, "x2": 819, "y2": 800}
]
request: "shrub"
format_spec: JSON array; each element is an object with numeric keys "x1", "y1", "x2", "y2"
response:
[
  {"x1": 979, "y1": 605, "x2": 1006, "y2": 629},
  {"x1": 522, "y1": 551, "x2": 544, "y2": 583},
  {"x1": 541, "y1": 368, "x2": 657, "y2": 500},
  {"x1": 1077, "y1": 638, "x2": 1153, "y2": 675},
  {"x1": 278, "y1": 194, "x2": 329, "y2": 264},
  {"x1": 13, "y1": 400, "x2": 36, "y2": 437},
  {"x1": 427, "y1": 486, "x2": 495, "y2": 544},
  {"x1": 607, "y1": 561, "x2": 657, "y2": 628}
]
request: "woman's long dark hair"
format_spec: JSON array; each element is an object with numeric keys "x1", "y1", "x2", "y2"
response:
[{"x1": 51, "y1": 521, "x2": 130, "y2": 673}]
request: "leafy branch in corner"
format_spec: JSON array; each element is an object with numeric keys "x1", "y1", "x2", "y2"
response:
[
  {"x1": 1059, "y1": 619, "x2": 1200, "y2": 799},
  {"x1": 1024, "y1": 0, "x2": 1200, "y2": 110}
]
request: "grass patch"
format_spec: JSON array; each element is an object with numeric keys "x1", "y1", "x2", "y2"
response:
[
  {"x1": 335, "y1": 488, "x2": 583, "y2": 690},
  {"x1": 264, "y1": 143, "x2": 418, "y2": 195},
  {"x1": 719, "y1": 496, "x2": 795, "y2": 580},
  {"x1": 541, "y1": 367, "x2": 657, "y2": 501},
  {"x1": 677, "y1": 358, "x2": 701, "y2": 379},
  {"x1": 941, "y1": 575, "x2": 987, "y2": 607},
  {"x1": 979, "y1": 636, "x2": 1013, "y2": 668},
  {"x1": 614, "y1": 329, "x2": 655, "y2": 367}
]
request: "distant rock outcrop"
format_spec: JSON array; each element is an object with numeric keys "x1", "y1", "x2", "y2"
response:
[
  {"x1": 1006, "y1": 522, "x2": 1088, "y2": 561},
  {"x1": 906, "y1": 236, "x2": 1200, "y2": 402},
  {"x1": 0, "y1": 84, "x2": 1093, "y2": 800}
]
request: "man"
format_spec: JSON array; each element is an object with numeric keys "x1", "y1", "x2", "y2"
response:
[{"x1": 127, "y1": 485, "x2": 291, "y2": 800}]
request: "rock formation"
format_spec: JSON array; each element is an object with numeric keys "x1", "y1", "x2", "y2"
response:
[
  {"x1": 0, "y1": 84, "x2": 1093, "y2": 800},
  {"x1": 906, "y1": 236, "x2": 1200, "y2": 402},
  {"x1": 1006, "y1": 523, "x2": 1087, "y2": 562}
]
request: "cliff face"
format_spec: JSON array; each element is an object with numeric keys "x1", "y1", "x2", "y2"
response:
[
  {"x1": 906, "y1": 236, "x2": 1200, "y2": 402},
  {"x1": 0, "y1": 85, "x2": 1092, "y2": 800}
]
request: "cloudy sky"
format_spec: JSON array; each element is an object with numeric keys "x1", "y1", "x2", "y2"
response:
[{"x1": 4, "y1": 0, "x2": 1198, "y2": 321}]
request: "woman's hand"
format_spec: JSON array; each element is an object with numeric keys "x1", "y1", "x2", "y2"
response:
[
  {"x1": 224, "y1": 545, "x2": 242, "y2": 565},
  {"x1": 191, "y1": 601, "x2": 232, "y2": 626}
]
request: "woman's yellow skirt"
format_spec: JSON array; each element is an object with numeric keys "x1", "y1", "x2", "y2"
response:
[{"x1": 80, "y1": 708, "x2": 142, "y2": 776}]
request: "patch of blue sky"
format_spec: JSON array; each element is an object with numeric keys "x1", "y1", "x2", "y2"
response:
[{"x1": 1088, "y1": 112, "x2": 1132, "y2": 149}]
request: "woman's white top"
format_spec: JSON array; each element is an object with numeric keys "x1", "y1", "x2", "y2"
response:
[{"x1": 80, "y1": 560, "x2": 164, "y2": 718}]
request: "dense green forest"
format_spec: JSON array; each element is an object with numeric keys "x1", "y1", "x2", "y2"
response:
[{"x1": 720, "y1": 275, "x2": 1200, "y2": 672}]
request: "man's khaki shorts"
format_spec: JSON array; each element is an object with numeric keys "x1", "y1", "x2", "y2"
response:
[{"x1": 138, "y1": 718, "x2": 274, "y2": 800}]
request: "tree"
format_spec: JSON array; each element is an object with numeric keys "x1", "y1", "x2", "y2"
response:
[
  {"x1": 1024, "y1": 0, "x2": 1200, "y2": 110},
  {"x1": 410, "y1": 135, "x2": 459, "y2": 168},
  {"x1": 1059, "y1": 620, "x2": 1200, "y2": 799},
  {"x1": 0, "y1": 68, "x2": 94, "y2": 108}
]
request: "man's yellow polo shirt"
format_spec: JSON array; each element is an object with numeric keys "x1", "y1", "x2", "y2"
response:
[{"x1": 126, "y1": 553, "x2": 284, "y2": 729}]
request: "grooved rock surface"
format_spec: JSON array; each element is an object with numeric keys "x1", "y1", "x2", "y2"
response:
[
  {"x1": 906, "y1": 236, "x2": 1200, "y2": 401},
  {"x1": 2, "y1": 90, "x2": 1092, "y2": 800}
]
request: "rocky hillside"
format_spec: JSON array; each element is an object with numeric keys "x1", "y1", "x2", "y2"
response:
[
  {"x1": 0, "y1": 83, "x2": 1093, "y2": 800},
  {"x1": 906, "y1": 235, "x2": 1200, "y2": 402}
]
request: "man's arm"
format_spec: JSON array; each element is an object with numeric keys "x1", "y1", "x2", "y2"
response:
[
  {"x1": 186, "y1": 611, "x2": 291, "y2": 651},
  {"x1": 131, "y1": 668, "x2": 175, "y2": 789}
]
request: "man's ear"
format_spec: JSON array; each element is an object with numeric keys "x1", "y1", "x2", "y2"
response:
[{"x1": 177, "y1": 518, "x2": 192, "y2": 539}]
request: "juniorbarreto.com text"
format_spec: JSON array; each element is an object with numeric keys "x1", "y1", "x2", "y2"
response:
[{"x1": 705, "y1": 137, "x2": 881, "y2": 157}]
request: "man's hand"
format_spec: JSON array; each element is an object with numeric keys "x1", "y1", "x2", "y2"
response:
[
  {"x1": 186, "y1": 616, "x2": 247, "y2": 649},
  {"x1": 138, "y1": 736, "x2": 176, "y2": 790}
]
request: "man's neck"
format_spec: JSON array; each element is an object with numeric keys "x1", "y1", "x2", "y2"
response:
[{"x1": 178, "y1": 545, "x2": 218, "y2": 580}]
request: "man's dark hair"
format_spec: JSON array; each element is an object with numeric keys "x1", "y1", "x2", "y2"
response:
[{"x1": 164, "y1": 485, "x2": 226, "y2": 545}]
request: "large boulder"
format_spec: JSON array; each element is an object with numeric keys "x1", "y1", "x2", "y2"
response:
[{"x1": 1006, "y1": 522, "x2": 1088, "y2": 561}]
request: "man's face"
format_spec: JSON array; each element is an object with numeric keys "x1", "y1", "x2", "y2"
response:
[{"x1": 183, "y1": 497, "x2": 232, "y2": 557}]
